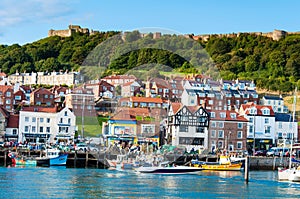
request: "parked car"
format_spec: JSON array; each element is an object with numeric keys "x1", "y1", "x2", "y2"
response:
[
  {"x1": 88, "y1": 144, "x2": 99, "y2": 152},
  {"x1": 266, "y1": 147, "x2": 290, "y2": 157},
  {"x1": 254, "y1": 150, "x2": 267, "y2": 156},
  {"x1": 75, "y1": 143, "x2": 88, "y2": 152}
]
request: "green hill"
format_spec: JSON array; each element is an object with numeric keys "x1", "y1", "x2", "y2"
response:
[{"x1": 1, "y1": 30, "x2": 300, "y2": 92}]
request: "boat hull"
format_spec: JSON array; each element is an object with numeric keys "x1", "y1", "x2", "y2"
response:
[
  {"x1": 200, "y1": 163, "x2": 243, "y2": 171},
  {"x1": 50, "y1": 154, "x2": 68, "y2": 166},
  {"x1": 15, "y1": 159, "x2": 37, "y2": 166},
  {"x1": 278, "y1": 167, "x2": 290, "y2": 181},
  {"x1": 135, "y1": 166, "x2": 204, "y2": 174}
]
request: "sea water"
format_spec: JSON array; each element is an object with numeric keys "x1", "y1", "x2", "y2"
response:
[{"x1": 0, "y1": 167, "x2": 299, "y2": 198}]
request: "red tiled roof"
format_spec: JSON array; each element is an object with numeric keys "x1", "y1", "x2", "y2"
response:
[
  {"x1": 32, "y1": 88, "x2": 53, "y2": 95},
  {"x1": 0, "y1": 72, "x2": 7, "y2": 77},
  {"x1": 208, "y1": 110, "x2": 248, "y2": 122},
  {"x1": 7, "y1": 115, "x2": 19, "y2": 128},
  {"x1": 0, "y1": 85, "x2": 13, "y2": 94},
  {"x1": 171, "y1": 102, "x2": 182, "y2": 114},
  {"x1": 21, "y1": 106, "x2": 57, "y2": 113},
  {"x1": 111, "y1": 107, "x2": 166, "y2": 120},
  {"x1": 241, "y1": 102, "x2": 275, "y2": 116},
  {"x1": 131, "y1": 96, "x2": 163, "y2": 103}
]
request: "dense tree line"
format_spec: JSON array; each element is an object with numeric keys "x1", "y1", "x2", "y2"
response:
[{"x1": 1, "y1": 30, "x2": 300, "y2": 92}]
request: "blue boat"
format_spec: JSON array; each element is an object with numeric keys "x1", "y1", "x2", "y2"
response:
[{"x1": 46, "y1": 148, "x2": 68, "y2": 166}]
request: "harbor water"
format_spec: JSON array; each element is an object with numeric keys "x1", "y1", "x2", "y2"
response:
[{"x1": 0, "y1": 167, "x2": 300, "y2": 198}]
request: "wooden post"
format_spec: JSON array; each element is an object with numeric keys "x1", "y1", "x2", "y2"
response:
[
  {"x1": 74, "y1": 151, "x2": 77, "y2": 168},
  {"x1": 273, "y1": 157, "x2": 276, "y2": 170},
  {"x1": 85, "y1": 151, "x2": 89, "y2": 168},
  {"x1": 244, "y1": 156, "x2": 249, "y2": 183},
  {"x1": 4, "y1": 150, "x2": 7, "y2": 167}
]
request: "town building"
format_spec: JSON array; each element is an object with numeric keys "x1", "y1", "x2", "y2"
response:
[
  {"x1": 121, "y1": 81, "x2": 142, "y2": 97},
  {"x1": 19, "y1": 106, "x2": 76, "y2": 144},
  {"x1": 207, "y1": 110, "x2": 248, "y2": 153},
  {"x1": 239, "y1": 102, "x2": 276, "y2": 152},
  {"x1": 119, "y1": 96, "x2": 169, "y2": 109},
  {"x1": 65, "y1": 86, "x2": 96, "y2": 117},
  {"x1": 101, "y1": 75, "x2": 137, "y2": 87},
  {"x1": 85, "y1": 80, "x2": 115, "y2": 99},
  {"x1": 0, "y1": 85, "x2": 15, "y2": 111},
  {"x1": 5, "y1": 114, "x2": 19, "y2": 141},
  {"x1": 30, "y1": 88, "x2": 55, "y2": 107},
  {"x1": 167, "y1": 103, "x2": 210, "y2": 152},
  {"x1": 260, "y1": 96, "x2": 288, "y2": 113},
  {"x1": 0, "y1": 107, "x2": 9, "y2": 142},
  {"x1": 275, "y1": 113, "x2": 298, "y2": 146}
]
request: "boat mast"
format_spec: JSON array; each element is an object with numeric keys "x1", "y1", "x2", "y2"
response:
[{"x1": 289, "y1": 87, "x2": 297, "y2": 169}]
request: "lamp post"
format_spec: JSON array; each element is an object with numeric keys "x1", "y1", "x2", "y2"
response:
[{"x1": 227, "y1": 131, "x2": 232, "y2": 152}]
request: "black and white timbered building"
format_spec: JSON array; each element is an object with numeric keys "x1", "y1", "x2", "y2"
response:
[{"x1": 167, "y1": 102, "x2": 210, "y2": 152}]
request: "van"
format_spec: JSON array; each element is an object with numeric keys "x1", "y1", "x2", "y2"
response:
[{"x1": 266, "y1": 147, "x2": 289, "y2": 157}]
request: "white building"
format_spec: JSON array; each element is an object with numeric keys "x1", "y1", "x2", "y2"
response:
[
  {"x1": 260, "y1": 96, "x2": 288, "y2": 113},
  {"x1": 239, "y1": 102, "x2": 276, "y2": 150},
  {"x1": 275, "y1": 113, "x2": 298, "y2": 146},
  {"x1": 167, "y1": 103, "x2": 210, "y2": 152},
  {"x1": 19, "y1": 106, "x2": 76, "y2": 144}
]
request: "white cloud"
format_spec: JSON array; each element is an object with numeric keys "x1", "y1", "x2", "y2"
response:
[{"x1": 0, "y1": 0, "x2": 75, "y2": 27}]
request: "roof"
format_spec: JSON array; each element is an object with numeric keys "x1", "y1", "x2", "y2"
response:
[
  {"x1": 275, "y1": 113, "x2": 297, "y2": 122},
  {"x1": 7, "y1": 115, "x2": 19, "y2": 128},
  {"x1": 111, "y1": 107, "x2": 166, "y2": 120},
  {"x1": 21, "y1": 106, "x2": 57, "y2": 113},
  {"x1": 102, "y1": 75, "x2": 136, "y2": 80},
  {"x1": 208, "y1": 110, "x2": 248, "y2": 122},
  {"x1": 0, "y1": 85, "x2": 13, "y2": 94},
  {"x1": 241, "y1": 102, "x2": 275, "y2": 116},
  {"x1": 32, "y1": 88, "x2": 53, "y2": 95},
  {"x1": 263, "y1": 96, "x2": 283, "y2": 100},
  {"x1": 170, "y1": 102, "x2": 182, "y2": 114},
  {"x1": 130, "y1": 96, "x2": 163, "y2": 103},
  {"x1": 0, "y1": 72, "x2": 7, "y2": 77}
]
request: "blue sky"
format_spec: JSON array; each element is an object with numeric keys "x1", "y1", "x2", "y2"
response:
[{"x1": 0, "y1": 0, "x2": 299, "y2": 45}]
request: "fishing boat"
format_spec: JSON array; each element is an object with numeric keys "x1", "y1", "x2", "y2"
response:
[
  {"x1": 40, "y1": 148, "x2": 68, "y2": 166},
  {"x1": 8, "y1": 152, "x2": 37, "y2": 166},
  {"x1": 135, "y1": 164, "x2": 204, "y2": 174},
  {"x1": 191, "y1": 155, "x2": 243, "y2": 171}
]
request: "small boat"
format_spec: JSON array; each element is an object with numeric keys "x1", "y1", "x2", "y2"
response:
[
  {"x1": 191, "y1": 156, "x2": 243, "y2": 171},
  {"x1": 43, "y1": 148, "x2": 68, "y2": 166},
  {"x1": 135, "y1": 165, "x2": 204, "y2": 174},
  {"x1": 8, "y1": 152, "x2": 37, "y2": 166}
]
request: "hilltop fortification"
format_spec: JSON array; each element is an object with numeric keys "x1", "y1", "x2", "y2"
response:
[
  {"x1": 189, "y1": 29, "x2": 300, "y2": 41},
  {"x1": 48, "y1": 25, "x2": 99, "y2": 37}
]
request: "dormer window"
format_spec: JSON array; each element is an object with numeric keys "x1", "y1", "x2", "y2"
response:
[
  {"x1": 262, "y1": 108, "x2": 270, "y2": 115},
  {"x1": 220, "y1": 112, "x2": 226, "y2": 118},
  {"x1": 249, "y1": 107, "x2": 257, "y2": 115},
  {"x1": 230, "y1": 113, "x2": 236, "y2": 119}
]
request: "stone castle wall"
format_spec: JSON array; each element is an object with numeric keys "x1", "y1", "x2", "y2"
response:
[{"x1": 48, "y1": 25, "x2": 91, "y2": 37}]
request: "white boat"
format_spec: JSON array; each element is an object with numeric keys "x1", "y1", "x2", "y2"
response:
[
  {"x1": 37, "y1": 148, "x2": 68, "y2": 166},
  {"x1": 135, "y1": 165, "x2": 204, "y2": 174},
  {"x1": 288, "y1": 167, "x2": 300, "y2": 182}
]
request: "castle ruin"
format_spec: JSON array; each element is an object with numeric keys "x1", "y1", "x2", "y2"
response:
[{"x1": 48, "y1": 25, "x2": 99, "y2": 37}]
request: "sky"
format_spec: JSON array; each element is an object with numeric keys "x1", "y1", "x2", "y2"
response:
[{"x1": 0, "y1": 0, "x2": 300, "y2": 45}]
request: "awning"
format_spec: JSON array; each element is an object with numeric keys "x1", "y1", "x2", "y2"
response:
[
  {"x1": 247, "y1": 140, "x2": 254, "y2": 143},
  {"x1": 260, "y1": 140, "x2": 270, "y2": 143}
]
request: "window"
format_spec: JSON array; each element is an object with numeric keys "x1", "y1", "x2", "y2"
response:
[
  {"x1": 32, "y1": 126, "x2": 36, "y2": 133},
  {"x1": 237, "y1": 142, "x2": 242, "y2": 149},
  {"x1": 249, "y1": 125, "x2": 253, "y2": 133},
  {"x1": 265, "y1": 126, "x2": 271, "y2": 134},
  {"x1": 182, "y1": 116, "x2": 188, "y2": 122},
  {"x1": 218, "y1": 122, "x2": 224, "y2": 128},
  {"x1": 249, "y1": 108, "x2": 257, "y2": 115},
  {"x1": 237, "y1": 131, "x2": 243, "y2": 139},
  {"x1": 211, "y1": 121, "x2": 216, "y2": 128},
  {"x1": 60, "y1": 118, "x2": 63, "y2": 123},
  {"x1": 40, "y1": 127, "x2": 43, "y2": 132},
  {"x1": 68, "y1": 118, "x2": 71, "y2": 124},
  {"x1": 278, "y1": 132, "x2": 283, "y2": 139},
  {"x1": 210, "y1": 112, "x2": 215, "y2": 118},
  {"x1": 179, "y1": 125, "x2": 188, "y2": 132},
  {"x1": 211, "y1": 130, "x2": 216, "y2": 138},
  {"x1": 6, "y1": 99, "x2": 11, "y2": 104},
  {"x1": 64, "y1": 111, "x2": 68, "y2": 116},
  {"x1": 237, "y1": 122, "x2": 243, "y2": 129},
  {"x1": 249, "y1": 117, "x2": 253, "y2": 123},
  {"x1": 218, "y1": 141, "x2": 223, "y2": 148},
  {"x1": 50, "y1": 95, "x2": 53, "y2": 99},
  {"x1": 46, "y1": 102, "x2": 51, "y2": 106},
  {"x1": 15, "y1": 95, "x2": 21, "y2": 100},
  {"x1": 265, "y1": 118, "x2": 269, "y2": 124},
  {"x1": 218, "y1": 130, "x2": 224, "y2": 138},
  {"x1": 6, "y1": 91, "x2": 11, "y2": 97},
  {"x1": 230, "y1": 113, "x2": 236, "y2": 119},
  {"x1": 220, "y1": 112, "x2": 226, "y2": 118},
  {"x1": 46, "y1": 127, "x2": 50, "y2": 133},
  {"x1": 263, "y1": 109, "x2": 270, "y2": 115},
  {"x1": 25, "y1": 117, "x2": 29, "y2": 122},
  {"x1": 45, "y1": 94, "x2": 48, "y2": 99},
  {"x1": 25, "y1": 126, "x2": 29, "y2": 132},
  {"x1": 40, "y1": 118, "x2": 44, "y2": 123},
  {"x1": 32, "y1": 117, "x2": 36, "y2": 122},
  {"x1": 196, "y1": 126, "x2": 204, "y2": 133},
  {"x1": 12, "y1": 129, "x2": 17, "y2": 135},
  {"x1": 47, "y1": 118, "x2": 50, "y2": 123}
]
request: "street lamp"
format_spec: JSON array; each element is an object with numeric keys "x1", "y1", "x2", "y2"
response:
[{"x1": 227, "y1": 131, "x2": 232, "y2": 152}]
